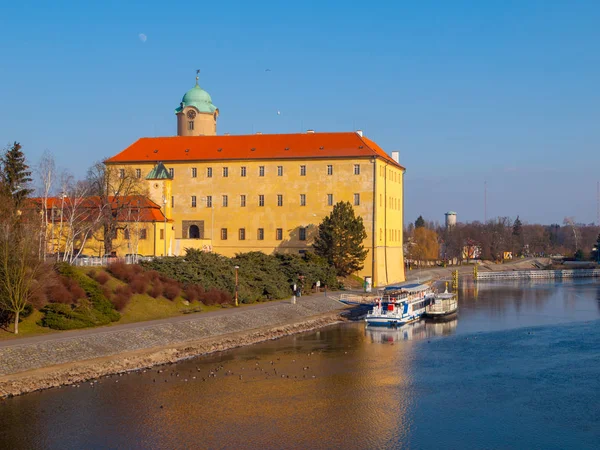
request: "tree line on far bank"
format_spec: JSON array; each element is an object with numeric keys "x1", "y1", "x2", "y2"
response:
[{"x1": 406, "y1": 214, "x2": 600, "y2": 266}]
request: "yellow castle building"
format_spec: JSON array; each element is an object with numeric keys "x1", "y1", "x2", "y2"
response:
[{"x1": 102, "y1": 76, "x2": 406, "y2": 286}]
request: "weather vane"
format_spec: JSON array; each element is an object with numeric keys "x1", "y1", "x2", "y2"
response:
[{"x1": 195, "y1": 69, "x2": 200, "y2": 85}]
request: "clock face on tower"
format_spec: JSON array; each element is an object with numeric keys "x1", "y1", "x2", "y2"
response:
[{"x1": 186, "y1": 110, "x2": 197, "y2": 120}]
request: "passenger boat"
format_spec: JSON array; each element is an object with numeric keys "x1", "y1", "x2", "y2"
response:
[
  {"x1": 424, "y1": 288, "x2": 458, "y2": 319},
  {"x1": 365, "y1": 283, "x2": 435, "y2": 328}
]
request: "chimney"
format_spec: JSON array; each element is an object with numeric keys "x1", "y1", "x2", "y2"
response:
[
  {"x1": 306, "y1": 129, "x2": 315, "y2": 134},
  {"x1": 223, "y1": 133, "x2": 230, "y2": 136},
  {"x1": 356, "y1": 130, "x2": 363, "y2": 137},
  {"x1": 256, "y1": 132, "x2": 262, "y2": 135},
  {"x1": 391, "y1": 151, "x2": 400, "y2": 163}
]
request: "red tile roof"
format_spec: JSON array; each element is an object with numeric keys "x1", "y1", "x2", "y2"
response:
[
  {"x1": 29, "y1": 195, "x2": 167, "y2": 223},
  {"x1": 105, "y1": 132, "x2": 404, "y2": 169}
]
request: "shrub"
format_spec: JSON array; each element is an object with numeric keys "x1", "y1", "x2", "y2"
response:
[
  {"x1": 146, "y1": 270, "x2": 161, "y2": 283},
  {"x1": 130, "y1": 275, "x2": 149, "y2": 294},
  {"x1": 200, "y1": 288, "x2": 232, "y2": 306},
  {"x1": 184, "y1": 284, "x2": 204, "y2": 302},
  {"x1": 39, "y1": 303, "x2": 111, "y2": 330},
  {"x1": 108, "y1": 262, "x2": 144, "y2": 283},
  {"x1": 149, "y1": 281, "x2": 163, "y2": 298},
  {"x1": 112, "y1": 286, "x2": 133, "y2": 311},
  {"x1": 95, "y1": 272, "x2": 109, "y2": 285},
  {"x1": 163, "y1": 283, "x2": 181, "y2": 301},
  {"x1": 47, "y1": 283, "x2": 73, "y2": 304}
]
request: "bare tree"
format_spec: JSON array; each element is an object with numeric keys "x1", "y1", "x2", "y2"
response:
[
  {"x1": 563, "y1": 217, "x2": 579, "y2": 251},
  {"x1": 0, "y1": 202, "x2": 47, "y2": 334},
  {"x1": 36, "y1": 150, "x2": 55, "y2": 260},
  {"x1": 86, "y1": 162, "x2": 147, "y2": 255}
]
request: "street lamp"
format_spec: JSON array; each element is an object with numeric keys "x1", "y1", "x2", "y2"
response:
[
  {"x1": 234, "y1": 265, "x2": 239, "y2": 306},
  {"x1": 163, "y1": 196, "x2": 167, "y2": 257}
]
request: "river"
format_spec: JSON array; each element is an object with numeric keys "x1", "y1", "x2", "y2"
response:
[{"x1": 1, "y1": 279, "x2": 599, "y2": 449}]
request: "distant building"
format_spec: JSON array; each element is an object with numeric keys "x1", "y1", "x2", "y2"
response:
[{"x1": 445, "y1": 211, "x2": 457, "y2": 228}]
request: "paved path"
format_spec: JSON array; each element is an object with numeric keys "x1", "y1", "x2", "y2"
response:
[
  {"x1": 0, "y1": 292, "x2": 338, "y2": 350},
  {"x1": 0, "y1": 293, "x2": 347, "y2": 376}
]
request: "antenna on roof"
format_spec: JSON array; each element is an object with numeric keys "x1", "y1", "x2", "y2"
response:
[{"x1": 195, "y1": 69, "x2": 200, "y2": 86}]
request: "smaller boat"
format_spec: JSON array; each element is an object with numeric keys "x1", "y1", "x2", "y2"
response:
[{"x1": 424, "y1": 288, "x2": 458, "y2": 319}]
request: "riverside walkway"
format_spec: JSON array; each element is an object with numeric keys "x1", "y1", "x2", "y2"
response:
[{"x1": 0, "y1": 293, "x2": 347, "y2": 378}]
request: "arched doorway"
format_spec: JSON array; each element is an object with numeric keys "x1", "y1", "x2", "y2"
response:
[{"x1": 189, "y1": 225, "x2": 200, "y2": 239}]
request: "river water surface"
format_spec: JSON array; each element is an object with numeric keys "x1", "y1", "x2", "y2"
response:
[{"x1": 1, "y1": 279, "x2": 599, "y2": 449}]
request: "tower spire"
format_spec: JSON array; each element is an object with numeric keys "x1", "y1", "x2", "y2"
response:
[{"x1": 195, "y1": 69, "x2": 200, "y2": 86}]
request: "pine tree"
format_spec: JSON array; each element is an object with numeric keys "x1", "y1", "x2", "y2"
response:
[
  {"x1": 512, "y1": 216, "x2": 523, "y2": 236},
  {"x1": 415, "y1": 215, "x2": 425, "y2": 228},
  {"x1": 313, "y1": 201, "x2": 368, "y2": 276},
  {"x1": 0, "y1": 142, "x2": 33, "y2": 207}
]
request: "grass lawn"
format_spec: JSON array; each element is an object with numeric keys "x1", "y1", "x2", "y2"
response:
[
  {"x1": 0, "y1": 309, "x2": 58, "y2": 341},
  {"x1": 118, "y1": 294, "x2": 204, "y2": 324}
]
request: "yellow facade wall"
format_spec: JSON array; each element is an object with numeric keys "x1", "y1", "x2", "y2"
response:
[{"x1": 109, "y1": 156, "x2": 405, "y2": 287}]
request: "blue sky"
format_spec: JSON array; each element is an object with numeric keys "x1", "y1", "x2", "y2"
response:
[{"x1": 1, "y1": 0, "x2": 599, "y2": 225}]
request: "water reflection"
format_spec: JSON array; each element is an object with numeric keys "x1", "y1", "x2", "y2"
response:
[{"x1": 366, "y1": 318, "x2": 458, "y2": 344}]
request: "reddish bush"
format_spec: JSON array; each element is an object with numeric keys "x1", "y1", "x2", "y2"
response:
[
  {"x1": 30, "y1": 288, "x2": 48, "y2": 309},
  {"x1": 149, "y1": 281, "x2": 163, "y2": 298},
  {"x1": 63, "y1": 277, "x2": 86, "y2": 301},
  {"x1": 111, "y1": 285, "x2": 133, "y2": 311},
  {"x1": 101, "y1": 286, "x2": 113, "y2": 302},
  {"x1": 107, "y1": 262, "x2": 136, "y2": 282},
  {"x1": 130, "y1": 275, "x2": 149, "y2": 294},
  {"x1": 95, "y1": 272, "x2": 110, "y2": 285},
  {"x1": 184, "y1": 284, "x2": 204, "y2": 302},
  {"x1": 163, "y1": 283, "x2": 181, "y2": 301},
  {"x1": 200, "y1": 288, "x2": 232, "y2": 306},
  {"x1": 47, "y1": 283, "x2": 73, "y2": 304},
  {"x1": 146, "y1": 270, "x2": 161, "y2": 282}
]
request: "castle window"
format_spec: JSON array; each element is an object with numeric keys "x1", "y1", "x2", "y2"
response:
[
  {"x1": 191, "y1": 168, "x2": 197, "y2": 178},
  {"x1": 223, "y1": 167, "x2": 228, "y2": 177},
  {"x1": 119, "y1": 169, "x2": 125, "y2": 179},
  {"x1": 327, "y1": 194, "x2": 333, "y2": 206},
  {"x1": 276, "y1": 228, "x2": 283, "y2": 240},
  {"x1": 160, "y1": 229, "x2": 164, "y2": 240},
  {"x1": 259, "y1": 166, "x2": 265, "y2": 177},
  {"x1": 139, "y1": 229, "x2": 147, "y2": 240},
  {"x1": 300, "y1": 165, "x2": 306, "y2": 176},
  {"x1": 258, "y1": 195, "x2": 265, "y2": 207},
  {"x1": 221, "y1": 228, "x2": 228, "y2": 240},
  {"x1": 207, "y1": 167, "x2": 213, "y2": 178},
  {"x1": 239, "y1": 228, "x2": 246, "y2": 240},
  {"x1": 299, "y1": 227, "x2": 307, "y2": 241},
  {"x1": 206, "y1": 195, "x2": 212, "y2": 207},
  {"x1": 240, "y1": 195, "x2": 246, "y2": 207},
  {"x1": 169, "y1": 168, "x2": 174, "y2": 178},
  {"x1": 354, "y1": 193, "x2": 360, "y2": 206},
  {"x1": 241, "y1": 166, "x2": 247, "y2": 177},
  {"x1": 222, "y1": 195, "x2": 228, "y2": 207},
  {"x1": 277, "y1": 166, "x2": 283, "y2": 176},
  {"x1": 188, "y1": 121, "x2": 194, "y2": 131},
  {"x1": 300, "y1": 194, "x2": 306, "y2": 206},
  {"x1": 354, "y1": 164, "x2": 360, "y2": 175},
  {"x1": 135, "y1": 169, "x2": 141, "y2": 179},
  {"x1": 191, "y1": 196, "x2": 197, "y2": 207},
  {"x1": 327, "y1": 165, "x2": 333, "y2": 175},
  {"x1": 277, "y1": 194, "x2": 283, "y2": 206},
  {"x1": 257, "y1": 228, "x2": 264, "y2": 240}
]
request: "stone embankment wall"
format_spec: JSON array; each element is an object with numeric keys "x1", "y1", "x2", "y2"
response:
[{"x1": 0, "y1": 296, "x2": 347, "y2": 397}]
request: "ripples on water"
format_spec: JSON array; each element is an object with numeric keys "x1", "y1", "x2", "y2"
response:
[{"x1": 0, "y1": 280, "x2": 599, "y2": 449}]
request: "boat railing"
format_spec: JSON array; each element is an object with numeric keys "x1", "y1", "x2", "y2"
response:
[{"x1": 338, "y1": 294, "x2": 378, "y2": 305}]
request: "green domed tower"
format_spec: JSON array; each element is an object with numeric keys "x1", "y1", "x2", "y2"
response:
[{"x1": 175, "y1": 72, "x2": 219, "y2": 136}]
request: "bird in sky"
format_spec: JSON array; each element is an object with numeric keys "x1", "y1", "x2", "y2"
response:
[{"x1": 265, "y1": 69, "x2": 271, "y2": 72}]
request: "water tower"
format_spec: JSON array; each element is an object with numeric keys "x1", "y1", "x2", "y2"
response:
[{"x1": 445, "y1": 211, "x2": 457, "y2": 228}]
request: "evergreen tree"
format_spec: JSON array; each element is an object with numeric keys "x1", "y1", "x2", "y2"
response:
[
  {"x1": 415, "y1": 215, "x2": 425, "y2": 228},
  {"x1": 592, "y1": 233, "x2": 600, "y2": 263},
  {"x1": 313, "y1": 201, "x2": 368, "y2": 276},
  {"x1": 512, "y1": 216, "x2": 523, "y2": 236},
  {"x1": 0, "y1": 142, "x2": 33, "y2": 207}
]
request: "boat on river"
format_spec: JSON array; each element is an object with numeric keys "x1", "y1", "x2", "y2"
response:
[
  {"x1": 365, "y1": 283, "x2": 435, "y2": 328},
  {"x1": 424, "y1": 289, "x2": 458, "y2": 319}
]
